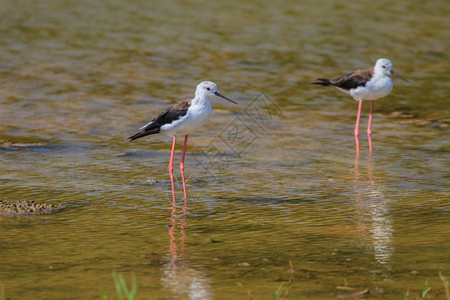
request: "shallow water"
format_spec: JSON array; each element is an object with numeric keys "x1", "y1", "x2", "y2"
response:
[{"x1": 0, "y1": 0, "x2": 449, "y2": 299}]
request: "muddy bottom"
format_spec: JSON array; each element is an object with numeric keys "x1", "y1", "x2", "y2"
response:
[{"x1": 0, "y1": 200, "x2": 61, "y2": 216}]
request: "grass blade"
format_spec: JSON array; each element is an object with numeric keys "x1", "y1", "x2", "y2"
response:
[
  {"x1": 274, "y1": 283, "x2": 284, "y2": 300},
  {"x1": 112, "y1": 271, "x2": 124, "y2": 300},
  {"x1": 439, "y1": 272, "x2": 450, "y2": 300},
  {"x1": 422, "y1": 279, "x2": 431, "y2": 298},
  {"x1": 99, "y1": 287, "x2": 108, "y2": 300}
]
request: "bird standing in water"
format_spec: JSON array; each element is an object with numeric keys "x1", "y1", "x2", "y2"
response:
[
  {"x1": 129, "y1": 81, "x2": 238, "y2": 205},
  {"x1": 312, "y1": 58, "x2": 408, "y2": 152}
]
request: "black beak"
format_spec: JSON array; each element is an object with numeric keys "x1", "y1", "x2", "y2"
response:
[
  {"x1": 391, "y1": 70, "x2": 409, "y2": 84},
  {"x1": 214, "y1": 91, "x2": 238, "y2": 105}
]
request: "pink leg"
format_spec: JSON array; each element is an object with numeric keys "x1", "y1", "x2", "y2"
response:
[
  {"x1": 180, "y1": 135, "x2": 188, "y2": 204},
  {"x1": 367, "y1": 100, "x2": 374, "y2": 152},
  {"x1": 354, "y1": 100, "x2": 362, "y2": 153},
  {"x1": 169, "y1": 135, "x2": 177, "y2": 206}
]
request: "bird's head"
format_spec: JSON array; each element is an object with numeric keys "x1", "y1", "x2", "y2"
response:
[
  {"x1": 375, "y1": 58, "x2": 409, "y2": 83},
  {"x1": 196, "y1": 81, "x2": 218, "y2": 96},
  {"x1": 195, "y1": 81, "x2": 238, "y2": 104},
  {"x1": 374, "y1": 58, "x2": 393, "y2": 75}
]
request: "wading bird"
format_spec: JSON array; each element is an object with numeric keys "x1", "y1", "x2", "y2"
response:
[
  {"x1": 312, "y1": 58, "x2": 408, "y2": 152},
  {"x1": 129, "y1": 81, "x2": 238, "y2": 205}
]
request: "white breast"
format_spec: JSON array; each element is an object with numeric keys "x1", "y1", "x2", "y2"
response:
[
  {"x1": 161, "y1": 99, "x2": 212, "y2": 135},
  {"x1": 350, "y1": 76, "x2": 393, "y2": 101}
]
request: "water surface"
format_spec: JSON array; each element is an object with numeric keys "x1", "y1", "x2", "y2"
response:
[{"x1": 0, "y1": 0, "x2": 449, "y2": 299}]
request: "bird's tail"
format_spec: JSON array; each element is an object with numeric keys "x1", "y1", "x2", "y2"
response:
[
  {"x1": 311, "y1": 78, "x2": 332, "y2": 86},
  {"x1": 128, "y1": 128, "x2": 160, "y2": 141}
]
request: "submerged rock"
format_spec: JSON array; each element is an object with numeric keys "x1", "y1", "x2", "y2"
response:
[{"x1": 0, "y1": 200, "x2": 60, "y2": 216}]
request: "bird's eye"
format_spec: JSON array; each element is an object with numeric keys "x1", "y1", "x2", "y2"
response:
[
  {"x1": 206, "y1": 87, "x2": 211, "y2": 91},
  {"x1": 382, "y1": 66, "x2": 386, "y2": 68}
]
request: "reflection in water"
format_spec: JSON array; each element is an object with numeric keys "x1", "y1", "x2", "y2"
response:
[
  {"x1": 161, "y1": 204, "x2": 212, "y2": 299},
  {"x1": 353, "y1": 154, "x2": 394, "y2": 273}
]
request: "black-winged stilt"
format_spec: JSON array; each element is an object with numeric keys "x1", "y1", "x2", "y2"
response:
[
  {"x1": 129, "y1": 81, "x2": 237, "y2": 205},
  {"x1": 312, "y1": 58, "x2": 408, "y2": 152}
]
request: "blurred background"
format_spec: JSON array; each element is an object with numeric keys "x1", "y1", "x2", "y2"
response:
[{"x1": 0, "y1": 0, "x2": 449, "y2": 299}]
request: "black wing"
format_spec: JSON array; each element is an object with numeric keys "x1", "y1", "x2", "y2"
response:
[
  {"x1": 312, "y1": 68, "x2": 374, "y2": 91},
  {"x1": 128, "y1": 100, "x2": 190, "y2": 141},
  {"x1": 330, "y1": 69, "x2": 374, "y2": 90}
]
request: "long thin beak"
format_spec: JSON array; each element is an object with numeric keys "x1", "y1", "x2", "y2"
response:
[
  {"x1": 391, "y1": 70, "x2": 409, "y2": 84},
  {"x1": 214, "y1": 91, "x2": 238, "y2": 105}
]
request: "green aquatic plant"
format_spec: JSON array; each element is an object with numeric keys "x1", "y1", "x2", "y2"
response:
[
  {"x1": 421, "y1": 280, "x2": 431, "y2": 299},
  {"x1": 100, "y1": 271, "x2": 148, "y2": 300},
  {"x1": 404, "y1": 273, "x2": 450, "y2": 300},
  {"x1": 439, "y1": 272, "x2": 450, "y2": 300},
  {"x1": 274, "y1": 261, "x2": 295, "y2": 300},
  {"x1": 404, "y1": 279, "x2": 431, "y2": 300},
  {"x1": 239, "y1": 261, "x2": 295, "y2": 300},
  {"x1": 274, "y1": 283, "x2": 285, "y2": 300},
  {"x1": 404, "y1": 290, "x2": 409, "y2": 300}
]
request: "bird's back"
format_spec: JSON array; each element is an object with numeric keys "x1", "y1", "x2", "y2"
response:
[
  {"x1": 129, "y1": 100, "x2": 191, "y2": 140},
  {"x1": 162, "y1": 97, "x2": 212, "y2": 134}
]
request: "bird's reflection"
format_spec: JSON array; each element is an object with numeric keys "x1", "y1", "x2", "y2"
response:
[
  {"x1": 161, "y1": 203, "x2": 212, "y2": 300},
  {"x1": 353, "y1": 153, "x2": 394, "y2": 274}
]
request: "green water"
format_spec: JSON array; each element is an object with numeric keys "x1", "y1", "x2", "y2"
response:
[{"x1": 0, "y1": 0, "x2": 449, "y2": 299}]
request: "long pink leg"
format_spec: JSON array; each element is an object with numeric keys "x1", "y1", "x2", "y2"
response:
[
  {"x1": 354, "y1": 100, "x2": 362, "y2": 153},
  {"x1": 180, "y1": 134, "x2": 188, "y2": 204},
  {"x1": 367, "y1": 100, "x2": 374, "y2": 152},
  {"x1": 169, "y1": 135, "x2": 177, "y2": 206}
]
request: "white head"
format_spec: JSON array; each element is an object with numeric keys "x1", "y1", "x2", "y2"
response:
[
  {"x1": 195, "y1": 81, "x2": 238, "y2": 104},
  {"x1": 195, "y1": 81, "x2": 218, "y2": 96},
  {"x1": 374, "y1": 58, "x2": 409, "y2": 83},
  {"x1": 374, "y1": 58, "x2": 393, "y2": 75}
]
